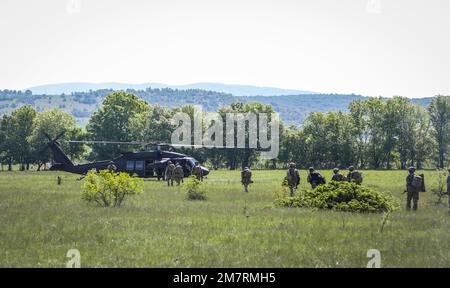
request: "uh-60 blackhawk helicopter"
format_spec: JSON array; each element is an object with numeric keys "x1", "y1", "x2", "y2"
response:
[{"x1": 43, "y1": 131, "x2": 209, "y2": 179}]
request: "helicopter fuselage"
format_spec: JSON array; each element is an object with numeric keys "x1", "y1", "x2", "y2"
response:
[{"x1": 48, "y1": 141, "x2": 209, "y2": 179}]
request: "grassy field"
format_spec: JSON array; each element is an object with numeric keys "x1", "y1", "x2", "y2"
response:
[{"x1": 0, "y1": 169, "x2": 449, "y2": 268}]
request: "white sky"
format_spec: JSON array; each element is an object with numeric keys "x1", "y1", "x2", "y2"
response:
[{"x1": 0, "y1": 0, "x2": 449, "y2": 97}]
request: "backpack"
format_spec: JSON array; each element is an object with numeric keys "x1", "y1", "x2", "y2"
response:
[
  {"x1": 351, "y1": 171, "x2": 363, "y2": 184},
  {"x1": 311, "y1": 172, "x2": 325, "y2": 184},
  {"x1": 411, "y1": 174, "x2": 425, "y2": 192},
  {"x1": 193, "y1": 166, "x2": 202, "y2": 176},
  {"x1": 175, "y1": 166, "x2": 184, "y2": 177},
  {"x1": 167, "y1": 164, "x2": 175, "y2": 172},
  {"x1": 318, "y1": 174, "x2": 326, "y2": 184},
  {"x1": 332, "y1": 173, "x2": 345, "y2": 182},
  {"x1": 242, "y1": 170, "x2": 251, "y2": 180}
]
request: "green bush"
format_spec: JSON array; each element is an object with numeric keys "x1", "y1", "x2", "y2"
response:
[
  {"x1": 185, "y1": 176, "x2": 206, "y2": 201},
  {"x1": 275, "y1": 181, "x2": 397, "y2": 213},
  {"x1": 82, "y1": 170, "x2": 143, "y2": 207}
]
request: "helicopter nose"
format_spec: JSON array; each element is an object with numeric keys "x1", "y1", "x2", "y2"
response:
[{"x1": 201, "y1": 166, "x2": 209, "y2": 176}]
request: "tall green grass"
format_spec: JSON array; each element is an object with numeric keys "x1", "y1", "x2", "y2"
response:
[{"x1": 0, "y1": 169, "x2": 448, "y2": 267}]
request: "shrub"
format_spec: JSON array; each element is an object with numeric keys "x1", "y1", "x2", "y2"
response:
[
  {"x1": 185, "y1": 176, "x2": 206, "y2": 201},
  {"x1": 431, "y1": 169, "x2": 448, "y2": 205},
  {"x1": 82, "y1": 170, "x2": 143, "y2": 207},
  {"x1": 274, "y1": 181, "x2": 397, "y2": 213}
]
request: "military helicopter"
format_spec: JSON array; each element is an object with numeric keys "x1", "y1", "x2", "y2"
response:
[{"x1": 42, "y1": 131, "x2": 209, "y2": 179}]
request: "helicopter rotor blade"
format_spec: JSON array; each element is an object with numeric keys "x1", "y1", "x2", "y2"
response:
[
  {"x1": 54, "y1": 130, "x2": 66, "y2": 141},
  {"x1": 161, "y1": 143, "x2": 264, "y2": 150},
  {"x1": 68, "y1": 140, "x2": 230, "y2": 149},
  {"x1": 42, "y1": 132, "x2": 52, "y2": 141},
  {"x1": 159, "y1": 143, "x2": 226, "y2": 149},
  {"x1": 68, "y1": 140, "x2": 150, "y2": 145}
]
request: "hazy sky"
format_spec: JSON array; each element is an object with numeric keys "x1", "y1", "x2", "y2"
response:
[{"x1": 1, "y1": 0, "x2": 449, "y2": 97}]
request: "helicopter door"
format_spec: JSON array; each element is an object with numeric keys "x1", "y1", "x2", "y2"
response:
[
  {"x1": 126, "y1": 161, "x2": 135, "y2": 173},
  {"x1": 135, "y1": 160, "x2": 145, "y2": 177},
  {"x1": 125, "y1": 160, "x2": 145, "y2": 177}
]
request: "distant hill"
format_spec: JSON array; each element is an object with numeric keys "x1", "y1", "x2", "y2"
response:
[
  {"x1": 27, "y1": 82, "x2": 316, "y2": 97},
  {"x1": 0, "y1": 87, "x2": 434, "y2": 127}
]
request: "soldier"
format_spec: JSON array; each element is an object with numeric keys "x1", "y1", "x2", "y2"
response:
[
  {"x1": 156, "y1": 162, "x2": 164, "y2": 181},
  {"x1": 307, "y1": 167, "x2": 325, "y2": 189},
  {"x1": 192, "y1": 164, "x2": 204, "y2": 181},
  {"x1": 241, "y1": 167, "x2": 253, "y2": 192},
  {"x1": 107, "y1": 161, "x2": 117, "y2": 173},
  {"x1": 331, "y1": 168, "x2": 346, "y2": 182},
  {"x1": 165, "y1": 161, "x2": 176, "y2": 186},
  {"x1": 347, "y1": 166, "x2": 363, "y2": 184},
  {"x1": 174, "y1": 162, "x2": 184, "y2": 186},
  {"x1": 285, "y1": 163, "x2": 300, "y2": 196},
  {"x1": 185, "y1": 162, "x2": 193, "y2": 176},
  {"x1": 405, "y1": 166, "x2": 423, "y2": 211}
]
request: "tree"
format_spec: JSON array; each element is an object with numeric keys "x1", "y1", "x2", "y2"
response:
[
  {"x1": 410, "y1": 106, "x2": 434, "y2": 169},
  {"x1": 332, "y1": 111, "x2": 356, "y2": 168},
  {"x1": 86, "y1": 91, "x2": 150, "y2": 159},
  {"x1": 0, "y1": 106, "x2": 37, "y2": 170},
  {"x1": 382, "y1": 98, "x2": 405, "y2": 169},
  {"x1": 29, "y1": 109, "x2": 81, "y2": 169},
  {"x1": 428, "y1": 96, "x2": 450, "y2": 168},
  {"x1": 280, "y1": 126, "x2": 309, "y2": 168},
  {"x1": 65, "y1": 127, "x2": 87, "y2": 161},
  {"x1": 302, "y1": 111, "x2": 355, "y2": 168},
  {"x1": 303, "y1": 112, "x2": 331, "y2": 167},
  {"x1": 0, "y1": 114, "x2": 13, "y2": 170},
  {"x1": 170, "y1": 104, "x2": 209, "y2": 164},
  {"x1": 365, "y1": 98, "x2": 387, "y2": 169},
  {"x1": 10, "y1": 106, "x2": 37, "y2": 170},
  {"x1": 143, "y1": 105, "x2": 174, "y2": 142},
  {"x1": 349, "y1": 100, "x2": 369, "y2": 168},
  {"x1": 217, "y1": 102, "x2": 277, "y2": 169}
]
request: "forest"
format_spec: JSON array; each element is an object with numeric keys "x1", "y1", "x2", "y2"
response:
[
  {"x1": 0, "y1": 91, "x2": 449, "y2": 171},
  {"x1": 0, "y1": 88, "x2": 433, "y2": 126}
]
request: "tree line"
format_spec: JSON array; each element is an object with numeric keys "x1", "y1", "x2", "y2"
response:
[{"x1": 0, "y1": 91, "x2": 449, "y2": 170}]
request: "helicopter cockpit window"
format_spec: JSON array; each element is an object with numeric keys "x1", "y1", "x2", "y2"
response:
[
  {"x1": 126, "y1": 161, "x2": 134, "y2": 171},
  {"x1": 135, "y1": 161, "x2": 144, "y2": 171},
  {"x1": 188, "y1": 159, "x2": 198, "y2": 167}
]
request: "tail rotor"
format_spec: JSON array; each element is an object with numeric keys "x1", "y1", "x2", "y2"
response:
[
  {"x1": 41, "y1": 130, "x2": 67, "y2": 152},
  {"x1": 41, "y1": 130, "x2": 73, "y2": 168}
]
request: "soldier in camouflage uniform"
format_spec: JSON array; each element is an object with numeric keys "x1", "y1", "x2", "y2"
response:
[
  {"x1": 165, "y1": 161, "x2": 176, "y2": 186},
  {"x1": 307, "y1": 167, "x2": 325, "y2": 189},
  {"x1": 107, "y1": 161, "x2": 117, "y2": 173},
  {"x1": 192, "y1": 164, "x2": 204, "y2": 181},
  {"x1": 331, "y1": 168, "x2": 346, "y2": 182},
  {"x1": 285, "y1": 163, "x2": 300, "y2": 196},
  {"x1": 174, "y1": 162, "x2": 184, "y2": 186},
  {"x1": 156, "y1": 162, "x2": 165, "y2": 181},
  {"x1": 405, "y1": 166, "x2": 422, "y2": 211},
  {"x1": 347, "y1": 166, "x2": 363, "y2": 185},
  {"x1": 241, "y1": 167, "x2": 252, "y2": 193}
]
